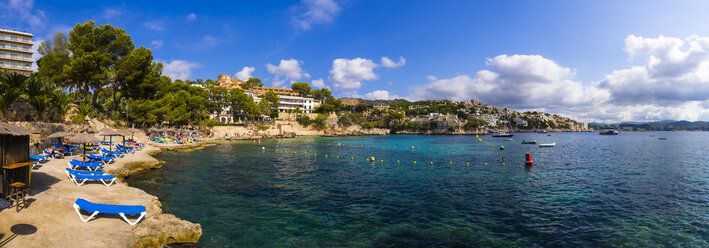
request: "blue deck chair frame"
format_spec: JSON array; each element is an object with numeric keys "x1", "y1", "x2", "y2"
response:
[
  {"x1": 65, "y1": 169, "x2": 116, "y2": 187},
  {"x1": 73, "y1": 198, "x2": 146, "y2": 225}
]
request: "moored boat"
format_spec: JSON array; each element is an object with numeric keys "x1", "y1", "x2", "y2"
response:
[
  {"x1": 521, "y1": 140, "x2": 537, "y2": 144},
  {"x1": 539, "y1": 143, "x2": 556, "y2": 147},
  {"x1": 599, "y1": 130, "x2": 620, "y2": 135},
  {"x1": 492, "y1": 132, "x2": 513, "y2": 137}
]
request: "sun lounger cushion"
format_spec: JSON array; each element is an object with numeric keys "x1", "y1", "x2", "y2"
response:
[
  {"x1": 67, "y1": 170, "x2": 116, "y2": 187},
  {"x1": 73, "y1": 198, "x2": 146, "y2": 225}
]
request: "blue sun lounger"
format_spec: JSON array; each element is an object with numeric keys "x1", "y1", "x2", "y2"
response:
[
  {"x1": 64, "y1": 168, "x2": 105, "y2": 177},
  {"x1": 68, "y1": 159, "x2": 104, "y2": 171},
  {"x1": 116, "y1": 145, "x2": 135, "y2": 153},
  {"x1": 65, "y1": 168, "x2": 116, "y2": 187},
  {"x1": 30, "y1": 154, "x2": 49, "y2": 163},
  {"x1": 88, "y1": 154, "x2": 116, "y2": 163},
  {"x1": 100, "y1": 148, "x2": 125, "y2": 158},
  {"x1": 73, "y1": 198, "x2": 146, "y2": 225}
]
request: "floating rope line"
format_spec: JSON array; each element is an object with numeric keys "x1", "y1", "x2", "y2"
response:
[{"x1": 476, "y1": 135, "x2": 499, "y2": 148}]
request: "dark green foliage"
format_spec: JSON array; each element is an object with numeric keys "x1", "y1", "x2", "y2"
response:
[
  {"x1": 25, "y1": 75, "x2": 55, "y2": 118},
  {"x1": 0, "y1": 71, "x2": 27, "y2": 115},
  {"x1": 464, "y1": 116, "x2": 487, "y2": 130},
  {"x1": 291, "y1": 82, "x2": 311, "y2": 97},
  {"x1": 310, "y1": 88, "x2": 332, "y2": 101},
  {"x1": 296, "y1": 115, "x2": 311, "y2": 127},
  {"x1": 311, "y1": 113, "x2": 328, "y2": 130},
  {"x1": 241, "y1": 78, "x2": 263, "y2": 89}
]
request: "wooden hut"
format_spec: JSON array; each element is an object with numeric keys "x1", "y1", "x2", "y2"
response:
[{"x1": 0, "y1": 123, "x2": 31, "y2": 198}]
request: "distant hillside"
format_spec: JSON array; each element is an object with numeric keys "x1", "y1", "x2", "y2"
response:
[{"x1": 590, "y1": 120, "x2": 709, "y2": 131}]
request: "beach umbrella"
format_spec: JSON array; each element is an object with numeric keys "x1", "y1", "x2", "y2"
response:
[
  {"x1": 68, "y1": 134, "x2": 100, "y2": 162},
  {"x1": 100, "y1": 129, "x2": 123, "y2": 151},
  {"x1": 47, "y1": 131, "x2": 71, "y2": 145},
  {"x1": 118, "y1": 129, "x2": 132, "y2": 146}
]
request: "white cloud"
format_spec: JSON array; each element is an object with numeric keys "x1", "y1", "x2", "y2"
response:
[
  {"x1": 598, "y1": 35, "x2": 709, "y2": 105},
  {"x1": 102, "y1": 7, "x2": 122, "y2": 20},
  {"x1": 328, "y1": 58, "x2": 378, "y2": 90},
  {"x1": 160, "y1": 60, "x2": 201, "y2": 81},
  {"x1": 151, "y1": 40, "x2": 164, "y2": 49},
  {"x1": 144, "y1": 21, "x2": 166, "y2": 31},
  {"x1": 312, "y1": 78, "x2": 326, "y2": 88},
  {"x1": 193, "y1": 35, "x2": 219, "y2": 49},
  {"x1": 235, "y1": 66, "x2": 255, "y2": 81},
  {"x1": 380, "y1": 56, "x2": 406, "y2": 68},
  {"x1": 266, "y1": 59, "x2": 310, "y2": 87},
  {"x1": 292, "y1": 0, "x2": 341, "y2": 31},
  {"x1": 187, "y1": 13, "x2": 197, "y2": 21},
  {"x1": 4, "y1": 0, "x2": 46, "y2": 30},
  {"x1": 405, "y1": 35, "x2": 709, "y2": 123},
  {"x1": 31, "y1": 40, "x2": 41, "y2": 71},
  {"x1": 408, "y1": 54, "x2": 610, "y2": 117},
  {"x1": 364, "y1": 90, "x2": 399, "y2": 100}
]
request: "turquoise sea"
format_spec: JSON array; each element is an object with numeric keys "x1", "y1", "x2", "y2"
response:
[{"x1": 127, "y1": 132, "x2": 709, "y2": 247}]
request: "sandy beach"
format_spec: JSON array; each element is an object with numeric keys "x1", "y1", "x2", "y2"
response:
[{"x1": 0, "y1": 142, "x2": 202, "y2": 247}]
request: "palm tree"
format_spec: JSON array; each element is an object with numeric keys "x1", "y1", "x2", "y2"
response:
[
  {"x1": 51, "y1": 90, "x2": 71, "y2": 121},
  {"x1": 25, "y1": 75, "x2": 55, "y2": 119},
  {"x1": 0, "y1": 71, "x2": 28, "y2": 116},
  {"x1": 72, "y1": 102, "x2": 91, "y2": 123}
]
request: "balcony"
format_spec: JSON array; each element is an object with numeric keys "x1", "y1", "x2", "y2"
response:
[
  {"x1": 0, "y1": 36, "x2": 33, "y2": 45},
  {"x1": 0, "y1": 54, "x2": 33, "y2": 63}
]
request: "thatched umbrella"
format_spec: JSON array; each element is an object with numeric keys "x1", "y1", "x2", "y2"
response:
[
  {"x1": 47, "y1": 131, "x2": 71, "y2": 148},
  {"x1": 117, "y1": 130, "x2": 132, "y2": 146},
  {"x1": 68, "y1": 134, "x2": 100, "y2": 162},
  {"x1": 100, "y1": 129, "x2": 123, "y2": 151}
]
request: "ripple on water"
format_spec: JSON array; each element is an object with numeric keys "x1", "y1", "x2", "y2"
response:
[{"x1": 127, "y1": 133, "x2": 709, "y2": 247}]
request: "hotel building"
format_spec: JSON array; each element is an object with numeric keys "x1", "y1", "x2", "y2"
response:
[
  {"x1": 0, "y1": 29, "x2": 34, "y2": 75},
  {"x1": 212, "y1": 74, "x2": 321, "y2": 123}
]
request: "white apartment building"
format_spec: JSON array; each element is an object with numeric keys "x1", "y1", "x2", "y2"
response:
[
  {"x1": 247, "y1": 91, "x2": 321, "y2": 113},
  {"x1": 0, "y1": 29, "x2": 34, "y2": 75},
  {"x1": 211, "y1": 91, "x2": 321, "y2": 124}
]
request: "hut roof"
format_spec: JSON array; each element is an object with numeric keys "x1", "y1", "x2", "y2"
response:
[
  {"x1": 100, "y1": 129, "x2": 124, "y2": 136},
  {"x1": 0, "y1": 123, "x2": 31, "y2": 136},
  {"x1": 68, "y1": 134, "x2": 100, "y2": 144},
  {"x1": 47, "y1": 131, "x2": 71, "y2": 138}
]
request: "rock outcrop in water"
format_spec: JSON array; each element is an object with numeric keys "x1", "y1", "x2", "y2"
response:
[{"x1": 132, "y1": 214, "x2": 203, "y2": 248}]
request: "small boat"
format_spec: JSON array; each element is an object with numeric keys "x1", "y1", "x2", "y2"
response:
[
  {"x1": 492, "y1": 132, "x2": 513, "y2": 137},
  {"x1": 659, "y1": 137, "x2": 667, "y2": 140},
  {"x1": 599, "y1": 130, "x2": 620, "y2": 135},
  {"x1": 504, "y1": 138, "x2": 514, "y2": 141},
  {"x1": 521, "y1": 140, "x2": 537, "y2": 144},
  {"x1": 539, "y1": 143, "x2": 556, "y2": 147},
  {"x1": 537, "y1": 129, "x2": 548, "y2": 133}
]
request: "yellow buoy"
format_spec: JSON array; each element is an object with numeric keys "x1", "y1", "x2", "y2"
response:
[
  {"x1": 657, "y1": 154, "x2": 660, "y2": 157},
  {"x1": 430, "y1": 162, "x2": 433, "y2": 165},
  {"x1": 414, "y1": 161, "x2": 417, "y2": 164},
  {"x1": 466, "y1": 163, "x2": 470, "y2": 166},
  {"x1": 449, "y1": 162, "x2": 452, "y2": 165},
  {"x1": 484, "y1": 162, "x2": 487, "y2": 166},
  {"x1": 397, "y1": 160, "x2": 400, "y2": 163},
  {"x1": 606, "y1": 158, "x2": 609, "y2": 161},
  {"x1": 371, "y1": 157, "x2": 375, "y2": 161},
  {"x1": 351, "y1": 157, "x2": 354, "y2": 160},
  {"x1": 380, "y1": 160, "x2": 383, "y2": 162},
  {"x1": 502, "y1": 162, "x2": 505, "y2": 166},
  {"x1": 633, "y1": 156, "x2": 636, "y2": 159},
  {"x1": 411, "y1": 146, "x2": 414, "y2": 149},
  {"x1": 336, "y1": 156, "x2": 339, "y2": 158}
]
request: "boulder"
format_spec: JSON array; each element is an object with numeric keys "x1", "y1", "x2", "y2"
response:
[{"x1": 132, "y1": 214, "x2": 203, "y2": 248}]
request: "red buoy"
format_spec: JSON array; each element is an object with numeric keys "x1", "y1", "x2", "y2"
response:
[{"x1": 525, "y1": 153, "x2": 533, "y2": 165}]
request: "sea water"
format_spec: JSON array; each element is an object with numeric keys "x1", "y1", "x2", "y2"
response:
[{"x1": 127, "y1": 132, "x2": 709, "y2": 247}]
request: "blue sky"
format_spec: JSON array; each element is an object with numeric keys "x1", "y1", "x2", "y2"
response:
[{"x1": 4, "y1": 0, "x2": 709, "y2": 122}]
